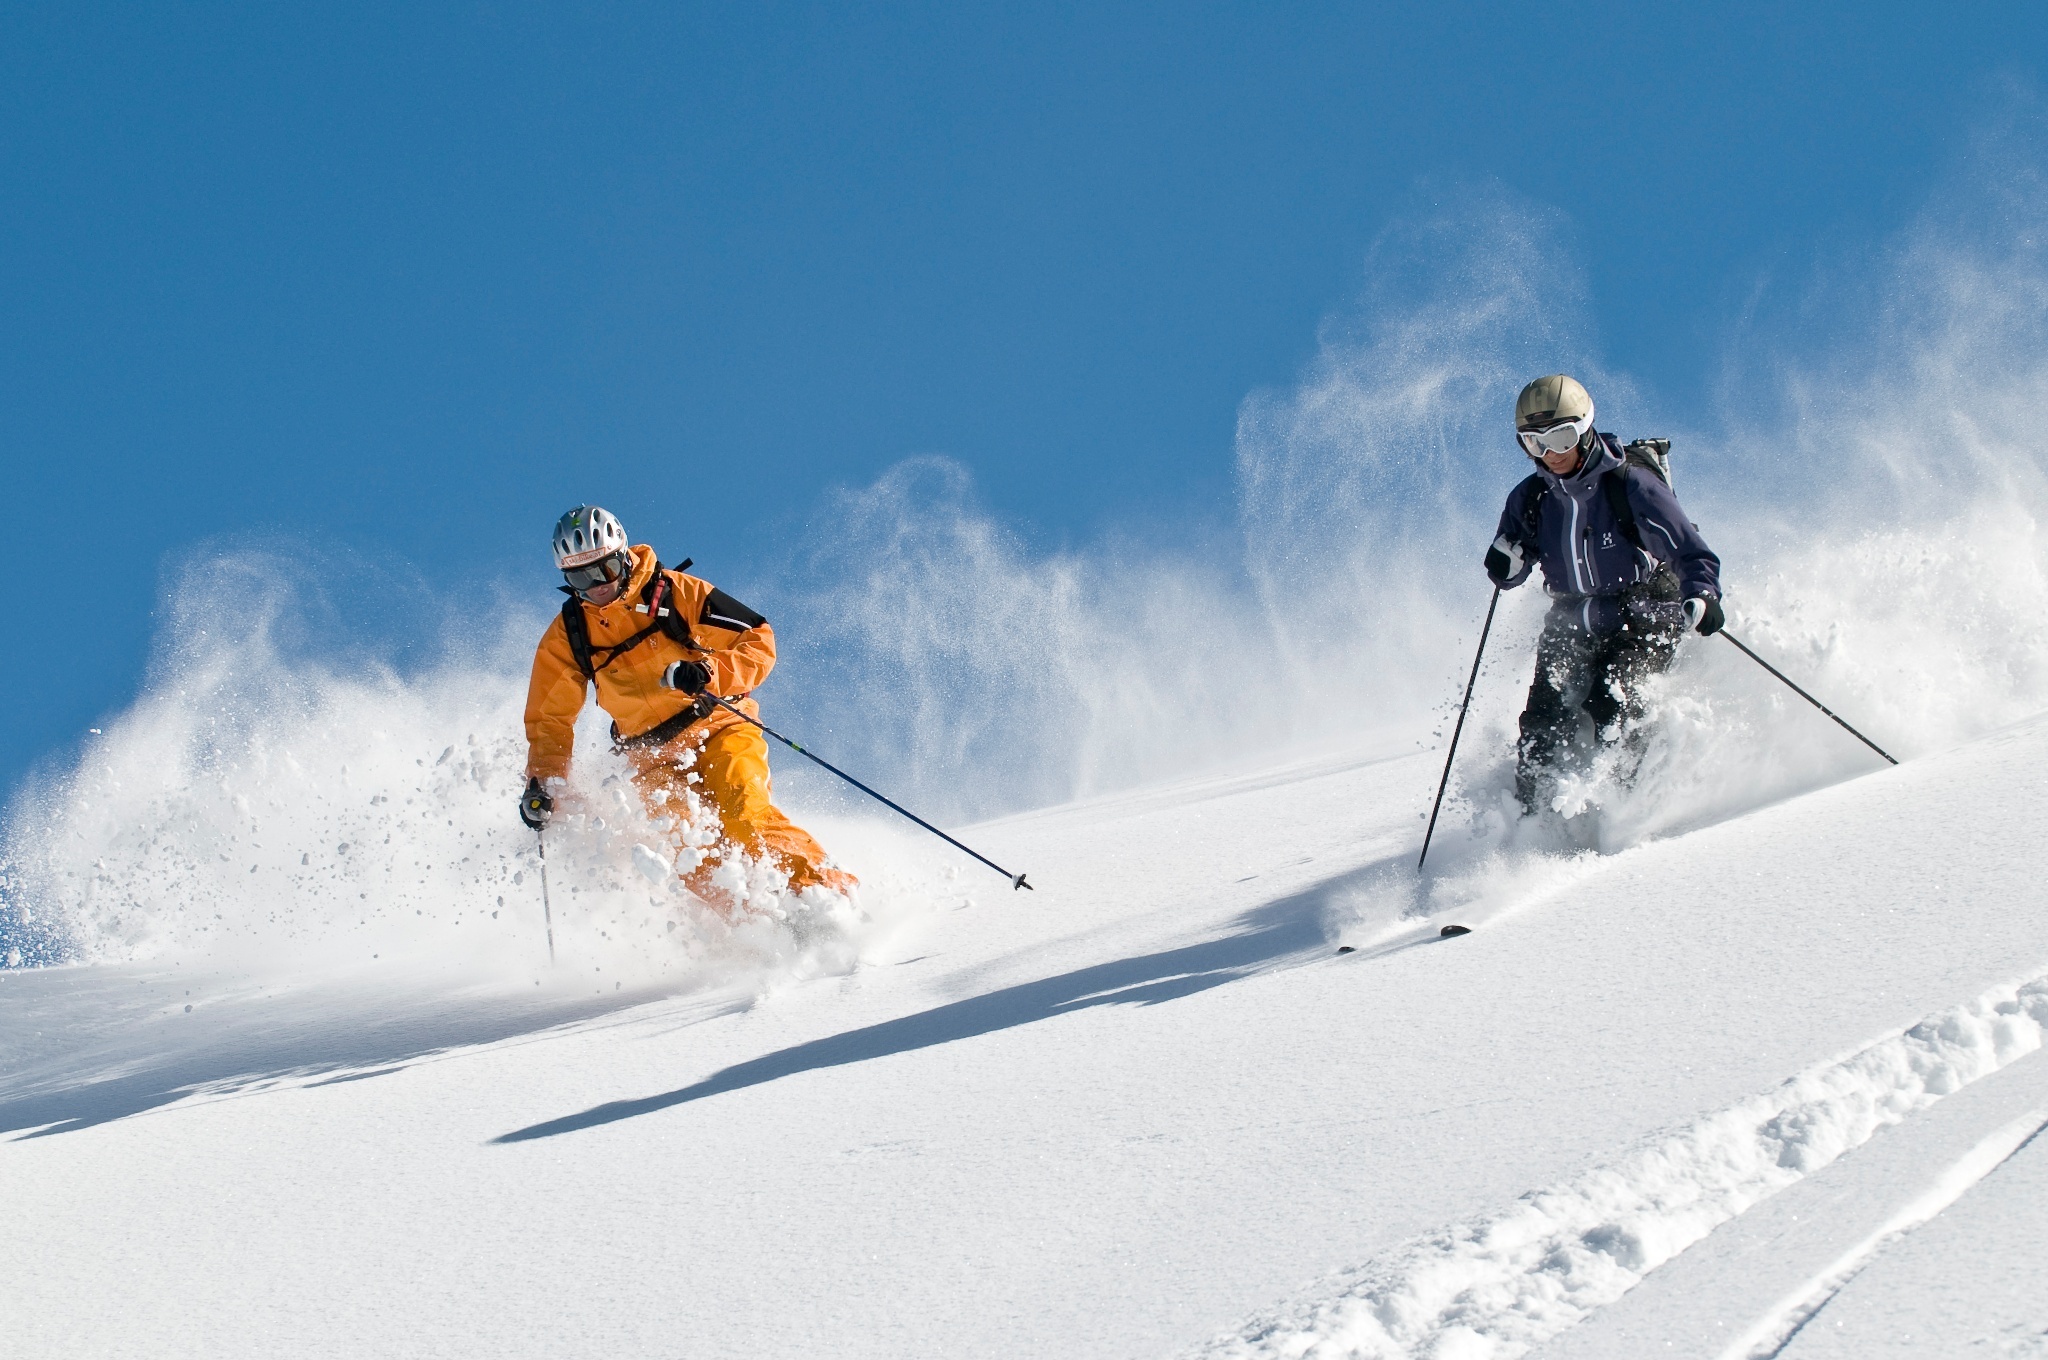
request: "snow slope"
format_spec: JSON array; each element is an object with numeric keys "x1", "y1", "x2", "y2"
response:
[{"x1": 5, "y1": 700, "x2": 2048, "y2": 1358}]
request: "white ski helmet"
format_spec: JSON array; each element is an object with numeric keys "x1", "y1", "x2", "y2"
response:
[{"x1": 552, "y1": 505, "x2": 629, "y2": 569}]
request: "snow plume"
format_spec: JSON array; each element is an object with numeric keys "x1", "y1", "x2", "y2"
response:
[
  {"x1": 0, "y1": 550, "x2": 938, "y2": 975},
  {"x1": 13, "y1": 127, "x2": 2048, "y2": 967},
  {"x1": 782, "y1": 161, "x2": 2048, "y2": 852},
  {"x1": 1575, "y1": 118, "x2": 2048, "y2": 844},
  {"x1": 1234, "y1": 193, "x2": 1618, "y2": 702},
  {"x1": 776, "y1": 195, "x2": 1615, "y2": 822},
  {"x1": 1718, "y1": 105, "x2": 2048, "y2": 518},
  {"x1": 775, "y1": 457, "x2": 1252, "y2": 823},
  {"x1": 1370, "y1": 138, "x2": 2048, "y2": 861}
]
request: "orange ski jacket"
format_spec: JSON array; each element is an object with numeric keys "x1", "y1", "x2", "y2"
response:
[{"x1": 523, "y1": 544, "x2": 773, "y2": 780}]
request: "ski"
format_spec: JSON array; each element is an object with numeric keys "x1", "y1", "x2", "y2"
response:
[{"x1": 1335, "y1": 923, "x2": 1471, "y2": 955}]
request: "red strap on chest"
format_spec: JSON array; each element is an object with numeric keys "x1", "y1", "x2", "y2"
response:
[{"x1": 634, "y1": 572, "x2": 672, "y2": 618}]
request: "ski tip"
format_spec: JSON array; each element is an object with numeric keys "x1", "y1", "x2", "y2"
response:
[
  {"x1": 1335, "y1": 945, "x2": 1355, "y2": 955},
  {"x1": 1013, "y1": 873, "x2": 1033, "y2": 891},
  {"x1": 1439, "y1": 924, "x2": 1472, "y2": 938}
]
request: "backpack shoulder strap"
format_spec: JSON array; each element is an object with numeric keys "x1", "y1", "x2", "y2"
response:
[
  {"x1": 559, "y1": 592, "x2": 597, "y2": 682},
  {"x1": 632, "y1": 562, "x2": 698, "y2": 648},
  {"x1": 560, "y1": 556, "x2": 706, "y2": 683},
  {"x1": 1601, "y1": 467, "x2": 1646, "y2": 552},
  {"x1": 1514, "y1": 472, "x2": 1547, "y2": 542},
  {"x1": 660, "y1": 560, "x2": 700, "y2": 647}
]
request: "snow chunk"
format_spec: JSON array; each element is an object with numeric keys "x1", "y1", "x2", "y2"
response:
[{"x1": 630, "y1": 843, "x2": 672, "y2": 885}]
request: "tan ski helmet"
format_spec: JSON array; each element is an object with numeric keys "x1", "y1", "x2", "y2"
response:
[{"x1": 1515, "y1": 374, "x2": 1594, "y2": 432}]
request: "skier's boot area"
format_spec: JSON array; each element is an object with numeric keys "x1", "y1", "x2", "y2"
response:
[
  {"x1": 1514, "y1": 599, "x2": 1684, "y2": 814},
  {"x1": 632, "y1": 724, "x2": 857, "y2": 916}
]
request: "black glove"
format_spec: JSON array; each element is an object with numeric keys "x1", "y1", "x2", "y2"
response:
[
  {"x1": 1484, "y1": 534, "x2": 1525, "y2": 586},
  {"x1": 661, "y1": 660, "x2": 713, "y2": 695},
  {"x1": 1684, "y1": 596, "x2": 1725, "y2": 636},
  {"x1": 518, "y1": 777, "x2": 554, "y2": 830}
]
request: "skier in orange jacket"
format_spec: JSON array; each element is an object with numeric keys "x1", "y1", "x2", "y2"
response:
[{"x1": 517, "y1": 505, "x2": 856, "y2": 913}]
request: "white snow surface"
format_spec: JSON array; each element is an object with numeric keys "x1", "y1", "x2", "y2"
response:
[{"x1": 4, "y1": 701, "x2": 2048, "y2": 1358}]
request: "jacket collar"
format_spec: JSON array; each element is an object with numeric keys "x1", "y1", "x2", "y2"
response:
[
  {"x1": 580, "y1": 543, "x2": 660, "y2": 622},
  {"x1": 1540, "y1": 433, "x2": 1620, "y2": 498}
]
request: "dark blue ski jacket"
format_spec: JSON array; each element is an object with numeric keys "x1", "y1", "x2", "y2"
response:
[{"x1": 1491, "y1": 433, "x2": 1721, "y2": 636}]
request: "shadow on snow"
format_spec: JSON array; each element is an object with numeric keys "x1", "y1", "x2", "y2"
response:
[
  {"x1": 493, "y1": 858, "x2": 1411, "y2": 1144},
  {"x1": 0, "y1": 972, "x2": 714, "y2": 1139},
  {"x1": 0, "y1": 853, "x2": 1431, "y2": 1143}
]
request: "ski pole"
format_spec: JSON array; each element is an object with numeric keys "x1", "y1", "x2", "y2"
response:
[
  {"x1": 1419, "y1": 587, "x2": 1501, "y2": 873},
  {"x1": 535, "y1": 826, "x2": 557, "y2": 962},
  {"x1": 1719, "y1": 629, "x2": 1898, "y2": 766},
  {"x1": 707, "y1": 696, "x2": 1032, "y2": 891}
]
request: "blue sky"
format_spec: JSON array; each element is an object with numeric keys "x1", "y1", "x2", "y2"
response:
[{"x1": 1, "y1": 1, "x2": 2041, "y2": 797}]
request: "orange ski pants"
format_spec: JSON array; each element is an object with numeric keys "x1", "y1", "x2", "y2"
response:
[{"x1": 631, "y1": 721, "x2": 854, "y2": 910}]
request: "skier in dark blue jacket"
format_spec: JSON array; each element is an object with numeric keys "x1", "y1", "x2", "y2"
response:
[{"x1": 1483, "y1": 374, "x2": 1724, "y2": 814}]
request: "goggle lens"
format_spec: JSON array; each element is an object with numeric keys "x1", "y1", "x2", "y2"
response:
[
  {"x1": 563, "y1": 552, "x2": 629, "y2": 593},
  {"x1": 1518, "y1": 416, "x2": 1590, "y2": 457}
]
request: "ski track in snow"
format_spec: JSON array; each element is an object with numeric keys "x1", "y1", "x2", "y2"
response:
[
  {"x1": 1192, "y1": 973, "x2": 2048, "y2": 1360},
  {"x1": 1720, "y1": 1107, "x2": 2048, "y2": 1360}
]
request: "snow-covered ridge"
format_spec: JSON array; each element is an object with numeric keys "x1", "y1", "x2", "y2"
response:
[{"x1": 1193, "y1": 973, "x2": 2048, "y2": 1360}]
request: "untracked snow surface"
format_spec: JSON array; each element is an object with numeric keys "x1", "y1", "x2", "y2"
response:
[{"x1": 4, "y1": 702, "x2": 2048, "y2": 1358}]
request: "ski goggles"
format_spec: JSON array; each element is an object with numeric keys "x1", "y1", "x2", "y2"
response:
[
  {"x1": 562, "y1": 550, "x2": 631, "y2": 594},
  {"x1": 1517, "y1": 412, "x2": 1594, "y2": 458}
]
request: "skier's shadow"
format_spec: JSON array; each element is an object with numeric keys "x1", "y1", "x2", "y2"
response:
[
  {"x1": 0, "y1": 976, "x2": 717, "y2": 1140},
  {"x1": 494, "y1": 860, "x2": 1398, "y2": 1144}
]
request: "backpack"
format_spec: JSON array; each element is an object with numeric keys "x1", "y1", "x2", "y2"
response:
[{"x1": 558, "y1": 557, "x2": 696, "y2": 683}]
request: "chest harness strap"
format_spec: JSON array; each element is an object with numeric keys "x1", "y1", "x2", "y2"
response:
[
  {"x1": 559, "y1": 557, "x2": 696, "y2": 682},
  {"x1": 557, "y1": 558, "x2": 722, "y2": 750}
]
